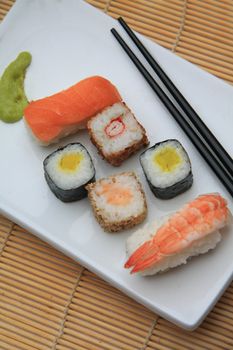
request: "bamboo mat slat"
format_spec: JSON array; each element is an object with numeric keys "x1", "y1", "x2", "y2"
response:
[{"x1": 0, "y1": 1, "x2": 233, "y2": 349}]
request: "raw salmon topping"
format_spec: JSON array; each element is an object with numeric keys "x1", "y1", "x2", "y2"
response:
[{"x1": 24, "y1": 76, "x2": 122, "y2": 143}]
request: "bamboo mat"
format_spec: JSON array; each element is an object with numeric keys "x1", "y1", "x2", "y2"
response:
[{"x1": 1, "y1": 0, "x2": 233, "y2": 349}]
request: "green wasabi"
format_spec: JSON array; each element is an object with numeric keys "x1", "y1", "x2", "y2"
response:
[{"x1": 0, "y1": 51, "x2": 31, "y2": 123}]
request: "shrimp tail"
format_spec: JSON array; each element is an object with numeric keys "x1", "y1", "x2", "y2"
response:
[
  {"x1": 124, "y1": 240, "x2": 153, "y2": 268},
  {"x1": 130, "y1": 251, "x2": 161, "y2": 274}
]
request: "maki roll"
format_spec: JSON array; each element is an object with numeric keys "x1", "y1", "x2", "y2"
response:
[
  {"x1": 140, "y1": 139, "x2": 193, "y2": 199},
  {"x1": 43, "y1": 143, "x2": 95, "y2": 202},
  {"x1": 86, "y1": 172, "x2": 147, "y2": 232},
  {"x1": 87, "y1": 102, "x2": 149, "y2": 166}
]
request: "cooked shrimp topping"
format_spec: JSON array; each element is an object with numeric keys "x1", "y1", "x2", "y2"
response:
[{"x1": 125, "y1": 193, "x2": 229, "y2": 274}]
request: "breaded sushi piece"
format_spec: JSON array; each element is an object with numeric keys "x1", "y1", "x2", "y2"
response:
[
  {"x1": 87, "y1": 102, "x2": 149, "y2": 166},
  {"x1": 24, "y1": 76, "x2": 122, "y2": 145},
  {"x1": 140, "y1": 139, "x2": 193, "y2": 199},
  {"x1": 125, "y1": 193, "x2": 231, "y2": 275},
  {"x1": 43, "y1": 143, "x2": 95, "y2": 202},
  {"x1": 86, "y1": 172, "x2": 147, "y2": 232}
]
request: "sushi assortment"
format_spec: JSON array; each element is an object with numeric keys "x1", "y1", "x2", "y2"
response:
[
  {"x1": 20, "y1": 73, "x2": 231, "y2": 276},
  {"x1": 86, "y1": 172, "x2": 147, "y2": 232},
  {"x1": 140, "y1": 139, "x2": 193, "y2": 199},
  {"x1": 87, "y1": 102, "x2": 149, "y2": 166},
  {"x1": 43, "y1": 143, "x2": 95, "y2": 202}
]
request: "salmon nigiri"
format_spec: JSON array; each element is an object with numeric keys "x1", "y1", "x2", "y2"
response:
[
  {"x1": 24, "y1": 76, "x2": 122, "y2": 145},
  {"x1": 125, "y1": 193, "x2": 231, "y2": 275}
]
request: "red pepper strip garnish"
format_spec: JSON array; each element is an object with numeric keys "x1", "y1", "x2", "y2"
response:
[{"x1": 104, "y1": 116, "x2": 125, "y2": 138}]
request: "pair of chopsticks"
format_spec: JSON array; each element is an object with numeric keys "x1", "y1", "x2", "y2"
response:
[{"x1": 111, "y1": 18, "x2": 233, "y2": 198}]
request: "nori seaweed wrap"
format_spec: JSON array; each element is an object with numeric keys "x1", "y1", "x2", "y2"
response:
[
  {"x1": 43, "y1": 143, "x2": 95, "y2": 202},
  {"x1": 140, "y1": 139, "x2": 193, "y2": 199}
]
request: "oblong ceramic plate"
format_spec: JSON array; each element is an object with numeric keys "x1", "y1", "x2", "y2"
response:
[{"x1": 0, "y1": 0, "x2": 232, "y2": 330}]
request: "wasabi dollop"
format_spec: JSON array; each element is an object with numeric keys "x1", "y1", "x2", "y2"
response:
[{"x1": 0, "y1": 51, "x2": 31, "y2": 123}]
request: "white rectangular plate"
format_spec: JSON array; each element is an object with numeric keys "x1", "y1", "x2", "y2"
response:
[{"x1": 0, "y1": 0, "x2": 233, "y2": 330}]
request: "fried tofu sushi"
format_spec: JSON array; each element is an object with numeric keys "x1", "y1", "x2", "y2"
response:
[
  {"x1": 87, "y1": 102, "x2": 149, "y2": 166},
  {"x1": 140, "y1": 139, "x2": 193, "y2": 199},
  {"x1": 86, "y1": 172, "x2": 147, "y2": 232},
  {"x1": 43, "y1": 143, "x2": 95, "y2": 202}
]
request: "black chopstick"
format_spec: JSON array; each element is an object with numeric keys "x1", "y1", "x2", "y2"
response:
[
  {"x1": 110, "y1": 28, "x2": 233, "y2": 197},
  {"x1": 117, "y1": 17, "x2": 233, "y2": 179}
]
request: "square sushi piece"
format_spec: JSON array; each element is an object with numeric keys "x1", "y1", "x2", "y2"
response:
[
  {"x1": 87, "y1": 102, "x2": 149, "y2": 166},
  {"x1": 43, "y1": 143, "x2": 95, "y2": 202},
  {"x1": 140, "y1": 139, "x2": 193, "y2": 199},
  {"x1": 86, "y1": 172, "x2": 147, "y2": 232}
]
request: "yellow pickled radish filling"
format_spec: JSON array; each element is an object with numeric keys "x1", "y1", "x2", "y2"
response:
[
  {"x1": 153, "y1": 146, "x2": 182, "y2": 172},
  {"x1": 59, "y1": 152, "x2": 84, "y2": 173}
]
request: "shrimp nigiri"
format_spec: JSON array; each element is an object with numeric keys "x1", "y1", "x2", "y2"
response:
[{"x1": 125, "y1": 193, "x2": 231, "y2": 275}]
